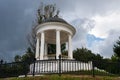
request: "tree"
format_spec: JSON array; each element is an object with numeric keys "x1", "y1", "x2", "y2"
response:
[
  {"x1": 93, "y1": 54, "x2": 103, "y2": 61},
  {"x1": 73, "y1": 47, "x2": 104, "y2": 62},
  {"x1": 13, "y1": 48, "x2": 34, "y2": 76},
  {"x1": 27, "y1": 3, "x2": 60, "y2": 54},
  {"x1": 73, "y1": 47, "x2": 95, "y2": 61},
  {"x1": 113, "y1": 37, "x2": 120, "y2": 59},
  {"x1": 111, "y1": 54, "x2": 119, "y2": 62},
  {"x1": 21, "y1": 47, "x2": 34, "y2": 64},
  {"x1": 14, "y1": 48, "x2": 34, "y2": 64},
  {"x1": 14, "y1": 55, "x2": 21, "y2": 62}
]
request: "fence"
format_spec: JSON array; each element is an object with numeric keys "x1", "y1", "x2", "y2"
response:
[
  {"x1": 0, "y1": 61, "x2": 29, "y2": 78},
  {"x1": 93, "y1": 60, "x2": 120, "y2": 77},
  {"x1": 29, "y1": 59, "x2": 92, "y2": 75},
  {"x1": 0, "y1": 56, "x2": 120, "y2": 78}
]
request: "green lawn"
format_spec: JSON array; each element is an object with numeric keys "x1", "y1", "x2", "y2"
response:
[
  {"x1": 0, "y1": 75, "x2": 119, "y2": 80},
  {"x1": 62, "y1": 70, "x2": 119, "y2": 77}
]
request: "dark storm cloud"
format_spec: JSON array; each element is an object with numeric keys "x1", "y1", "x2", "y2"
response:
[{"x1": 0, "y1": 0, "x2": 41, "y2": 61}]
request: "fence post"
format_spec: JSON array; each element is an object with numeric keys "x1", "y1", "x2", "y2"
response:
[
  {"x1": 0, "y1": 60, "x2": 2, "y2": 77},
  {"x1": 59, "y1": 55, "x2": 61, "y2": 76},
  {"x1": 0, "y1": 60, "x2": 3, "y2": 64},
  {"x1": 22, "y1": 61, "x2": 27, "y2": 77},
  {"x1": 92, "y1": 60, "x2": 95, "y2": 77},
  {"x1": 0, "y1": 60, "x2": 3, "y2": 70},
  {"x1": 33, "y1": 58, "x2": 36, "y2": 76}
]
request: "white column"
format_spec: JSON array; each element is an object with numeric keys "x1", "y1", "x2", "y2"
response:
[
  {"x1": 40, "y1": 32, "x2": 45, "y2": 60},
  {"x1": 56, "y1": 30, "x2": 61, "y2": 59},
  {"x1": 44, "y1": 43, "x2": 48, "y2": 59},
  {"x1": 68, "y1": 34, "x2": 73, "y2": 59},
  {"x1": 35, "y1": 36, "x2": 40, "y2": 60}
]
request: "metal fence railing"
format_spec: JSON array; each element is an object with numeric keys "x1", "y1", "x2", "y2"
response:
[
  {"x1": 0, "y1": 61, "x2": 29, "y2": 78},
  {"x1": 92, "y1": 60, "x2": 120, "y2": 77}
]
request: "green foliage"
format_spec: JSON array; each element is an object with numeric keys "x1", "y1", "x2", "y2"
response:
[
  {"x1": 7, "y1": 48, "x2": 34, "y2": 77},
  {"x1": 14, "y1": 48, "x2": 34, "y2": 64},
  {"x1": 111, "y1": 54, "x2": 119, "y2": 62},
  {"x1": 62, "y1": 50, "x2": 68, "y2": 56},
  {"x1": 94, "y1": 58, "x2": 120, "y2": 75},
  {"x1": 14, "y1": 55, "x2": 21, "y2": 62},
  {"x1": 73, "y1": 47, "x2": 120, "y2": 75},
  {"x1": 113, "y1": 37, "x2": 120, "y2": 59},
  {"x1": 0, "y1": 62, "x2": 29, "y2": 78},
  {"x1": 21, "y1": 48, "x2": 34, "y2": 64},
  {"x1": 93, "y1": 54, "x2": 103, "y2": 61},
  {"x1": 73, "y1": 47, "x2": 103, "y2": 61}
]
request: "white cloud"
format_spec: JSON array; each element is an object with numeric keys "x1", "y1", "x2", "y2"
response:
[
  {"x1": 89, "y1": 11, "x2": 120, "y2": 38},
  {"x1": 55, "y1": 0, "x2": 120, "y2": 22},
  {"x1": 90, "y1": 30, "x2": 120, "y2": 58},
  {"x1": 86, "y1": 11, "x2": 120, "y2": 58},
  {"x1": 70, "y1": 11, "x2": 120, "y2": 58},
  {"x1": 71, "y1": 18, "x2": 95, "y2": 49}
]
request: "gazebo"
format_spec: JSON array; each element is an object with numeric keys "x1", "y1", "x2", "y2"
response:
[
  {"x1": 29, "y1": 18, "x2": 92, "y2": 75},
  {"x1": 35, "y1": 17, "x2": 76, "y2": 60}
]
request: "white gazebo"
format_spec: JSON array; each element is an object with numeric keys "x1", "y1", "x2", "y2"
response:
[
  {"x1": 35, "y1": 17, "x2": 76, "y2": 60},
  {"x1": 29, "y1": 18, "x2": 93, "y2": 75}
]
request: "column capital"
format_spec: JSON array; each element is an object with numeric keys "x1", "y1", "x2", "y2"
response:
[
  {"x1": 68, "y1": 33, "x2": 72, "y2": 36},
  {"x1": 36, "y1": 33, "x2": 43, "y2": 38},
  {"x1": 40, "y1": 31, "x2": 45, "y2": 33},
  {"x1": 36, "y1": 35, "x2": 39, "y2": 39},
  {"x1": 56, "y1": 29, "x2": 61, "y2": 32}
]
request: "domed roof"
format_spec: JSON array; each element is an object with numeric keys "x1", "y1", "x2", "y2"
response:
[
  {"x1": 42, "y1": 17, "x2": 68, "y2": 24},
  {"x1": 37, "y1": 17, "x2": 76, "y2": 37}
]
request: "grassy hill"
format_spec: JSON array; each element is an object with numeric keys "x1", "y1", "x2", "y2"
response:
[{"x1": 0, "y1": 75, "x2": 119, "y2": 80}]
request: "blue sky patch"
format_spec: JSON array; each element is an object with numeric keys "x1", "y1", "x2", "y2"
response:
[{"x1": 87, "y1": 34, "x2": 104, "y2": 47}]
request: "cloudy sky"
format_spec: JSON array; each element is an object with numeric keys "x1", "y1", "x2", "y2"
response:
[{"x1": 0, "y1": 0, "x2": 120, "y2": 62}]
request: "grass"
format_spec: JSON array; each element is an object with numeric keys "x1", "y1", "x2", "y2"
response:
[
  {"x1": 1, "y1": 70, "x2": 119, "y2": 80},
  {"x1": 0, "y1": 75, "x2": 119, "y2": 80},
  {"x1": 62, "y1": 70, "x2": 119, "y2": 77}
]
